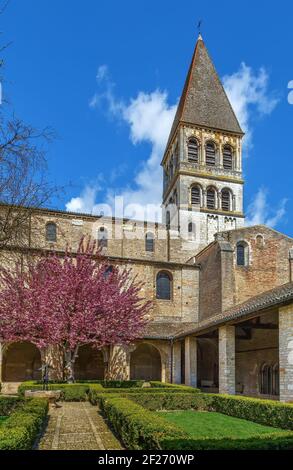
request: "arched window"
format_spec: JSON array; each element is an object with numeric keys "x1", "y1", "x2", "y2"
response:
[
  {"x1": 98, "y1": 227, "x2": 108, "y2": 248},
  {"x1": 206, "y1": 142, "x2": 216, "y2": 166},
  {"x1": 223, "y1": 145, "x2": 233, "y2": 170},
  {"x1": 156, "y1": 271, "x2": 172, "y2": 300},
  {"x1": 236, "y1": 241, "x2": 249, "y2": 266},
  {"x1": 145, "y1": 232, "x2": 154, "y2": 252},
  {"x1": 46, "y1": 222, "x2": 57, "y2": 242},
  {"x1": 221, "y1": 189, "x2": 231, "y2": 211},
  {"x1": 188, "y1": 138, "x2": 199, "y2": 163},
  {"x1": 256, "y1": 234, "x2": 264, "y2": 248},
  {"x1": 104, "y1": 265, "x2": 113, "y2": 279},
  {"x1": 206, "y1": 187, "x2": 216, "y2": 209},
  {"x1": 188, "y1": 222, "x2": 196, "y2": 239},
  {"x1": 191, "y1": 185, "x2": 201, "y2": 205},
  {"x1": 260, "y1": 364, "x2": 271, "y2": 395}
]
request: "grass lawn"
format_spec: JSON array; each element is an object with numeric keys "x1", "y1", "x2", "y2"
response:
[
  {"x1": 158, "y1": 411, "x2": 285, "y2": 439},
  {"x1": 0, "y1": 416, "x2": 8, "y2": 425}
]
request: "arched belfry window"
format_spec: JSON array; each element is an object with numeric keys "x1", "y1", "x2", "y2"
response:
[
  {"x1": 188, "y1": 138, "x2": 199, "y2": 163},
  {"x1": 206, "y1": 187, "x2": 216, "y2": 209},
  {"x1": 98, "y1": 227, "x2": 108, "y2": 248},
  {"x1": 236, "y1": 241, "x2": 249, "y2": 266},
  {"x1": 221, "y1": 189, "x2": 231, "y2": 211},
  {"x1": 156, "y1": 271, "x2": 172, "y2": 300},
  {"x1": 145, "y1": 232, "x2": 154, "y2": 252},
  {"x1": 206, "y1": 142, "x2": 216, "y2": 166},
  {"x1": 191, "y1": 185, "x2": 201, "y2": 205},
  {"x1": 223, "y1": 145, "x2": 233, "y2": 170},
  {"x1": 46, "y1": 222, "x2": 57, "y2": 242}
]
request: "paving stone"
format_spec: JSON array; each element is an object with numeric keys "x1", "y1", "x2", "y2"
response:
[{"x1": 38, "y1": 402, "x2": 123, "y2": 450}]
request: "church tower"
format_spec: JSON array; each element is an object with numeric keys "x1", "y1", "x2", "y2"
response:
[{"x1": 161, "y1": 35, "x2": 245, "y2": 250}]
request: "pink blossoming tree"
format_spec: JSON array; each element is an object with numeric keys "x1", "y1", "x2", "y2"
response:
[{"x1": 0, "y1": 238, "x2": 151, "y2": 381}]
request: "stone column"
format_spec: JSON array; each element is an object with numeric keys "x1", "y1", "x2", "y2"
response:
[
  {"x1": 219, "y1": 325, "x2": 235, "y2": 394},
  {"x1": 107, "y1": 345, "x2": 130, "y2": 381},
  {"x1": 185, "y1": 336, "x2": 197, "y2": 387},
  {"x1": 172, "y1": 341, "x2": 182, "y2": 384},
  {"x1": 279, "y1": 304, "x2": 293, "y2": 402}
]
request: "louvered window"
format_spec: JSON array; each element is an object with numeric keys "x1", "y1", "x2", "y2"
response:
[
  {"x1": 145, "y1": 232, "x2": 154, "y2": 252},
  {"x1": 156, "y1": 271, "x2": 172, "y2": 300},
  {"x1": 188, "y1": 138, "x2": 199, "y2": 163},
  {"x1": 46, "y1": 223, "x2": 57, "y2": 242},
  {"x1": 206, "y1": 188, "x2": 216, "y2": 209},
  {"x1": 191, "y1": 186, "x2": 201, "y2": 205},
  {"x1": 223, "y1": 146, "x2": 233, "y2": 170},
  {"x1": 206, "y1": 142, "x2": 216, "y2": 166},
  {"x1": 221, "y1": 189, "x2": 230, "y2": 211}
]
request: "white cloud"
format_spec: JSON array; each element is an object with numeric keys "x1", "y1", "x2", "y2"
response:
[
  {"x1": 245, "y1": 187, "x2": 287, "y2": 228},
  {"x1": 223, "y1": 63, "x2": 279, "y2": 148},
  {"x1": 66, "y1": 62, "x2": 282, "y2": 225}
]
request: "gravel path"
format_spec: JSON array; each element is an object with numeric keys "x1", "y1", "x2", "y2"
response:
[{"x1": 38, "y1": 402, "x2": 123, "y2": 450}]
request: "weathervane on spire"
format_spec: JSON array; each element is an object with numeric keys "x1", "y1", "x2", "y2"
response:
[{"x1": 197, "y1": 19, "x2": 203, "y2": 39}]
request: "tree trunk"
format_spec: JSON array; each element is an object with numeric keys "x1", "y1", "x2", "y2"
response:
[{"x1": 64, "y1": 346, "x2": 79, "y2": 383}]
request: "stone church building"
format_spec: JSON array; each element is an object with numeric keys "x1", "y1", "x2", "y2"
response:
[{"x1": 1, "y1": 35, "x2": 293, "y2": 402}]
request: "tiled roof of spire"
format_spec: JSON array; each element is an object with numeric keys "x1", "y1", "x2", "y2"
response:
[{"x1": 165, "y1": 35, "x2": 243, "y2": 153}]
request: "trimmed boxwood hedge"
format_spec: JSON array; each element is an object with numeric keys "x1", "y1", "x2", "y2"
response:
[
  {"x1": 19, "y1": 381, "x2": 198, "y2": 402},
  {"x1": 88, "y1": 385, "x2": 199, "y2": 405},
  {"x1": 0, "y1": 396, "x2": 23, "y2": 416},
  {"x1": 98, "y1": 394, "x2": 293, "y2": 450},
  {"x1": 99, "y1": 395, "x2": 187, "y2": 450},
  {"x1": 208, "y1": 394, "x2": 293, "y2": 431},
  {"x1": 18, "y1": 383, "x2": 96, "y2": 401},
  {"x1": 0, "y1": 398, "x2": 48, "y2": 450}
]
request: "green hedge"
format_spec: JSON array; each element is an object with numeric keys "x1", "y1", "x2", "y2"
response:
[
  {"x1": 127, "y1": 392, "x2": 209, "y2": 411},
  {"x1": 0, "y1": 398, "x2": 48, "y2": 450},
  {"x1": 98, "y1": 394, "x2": 293, "y2": 450},
  {"x1": 18, "y1": 383, "x2": 95, "y2": 401},
  {"x1": 19, "y1": 381, "x2": 198, "y2": 403},
  {"x1": 0, "y1": 396, "x2": 23, "y2": 416},
  {"x1": 99, "y1": 395, "x2": 187, "y2": 450},
  {"x1": 88, "y1": 386, "x2": 199, "y2": 405},
  {"x1": 209, "y1": 394, "x2": 293, "y2": 431}
]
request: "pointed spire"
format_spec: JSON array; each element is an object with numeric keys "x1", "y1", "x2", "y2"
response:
[{"x1": 164, "y1": 37, "x2": 243, "y2": 153}]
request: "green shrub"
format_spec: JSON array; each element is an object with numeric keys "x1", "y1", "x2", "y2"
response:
[
  {"x1": 163, "y1": 432, "x2": 293, "y2": 450},
  {"x1": 88, "y1": 386, "x2": 200, "y2": 405},
  {"x1": 0, "y1": 398, "x2": 48, "y2": 450},
  {"x1": 99, "y1": 396, "x2": 187, "y2": 450},
  {"x1": 99, "y1": 394, "x2": 293, "y2": 450},
  {"x1": 208, "y1": 394, "x2": 293, "y2": 431},
  {"x1": 128, "y1": 392, "x2": 209, "y2": 411},
  {"x1": 18, "y1": 383, "x2": 93, "y2": 401},
  {"x1": 0, "y1": 396, "x2": 23, "y2": 416}
]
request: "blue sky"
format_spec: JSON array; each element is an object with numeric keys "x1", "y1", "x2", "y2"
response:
[{"x1": 2, "y1": 0, "x2": 293, "y2": 235}]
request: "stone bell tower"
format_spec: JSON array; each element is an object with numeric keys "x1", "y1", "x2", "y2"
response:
[{"x1": 161, "y1": 34, "x2": 245, "y2": 251}]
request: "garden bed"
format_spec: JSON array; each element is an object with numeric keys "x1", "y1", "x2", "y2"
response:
[
  {"x1": 158, "y1": 410, "x2": 286, "y2": 439},
  {"x1": 0, "y1": 397, "x2": 48, "y2": 450},
  {"x1": 95, "y1": 391, "x2": 293, "y2": 450}
]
